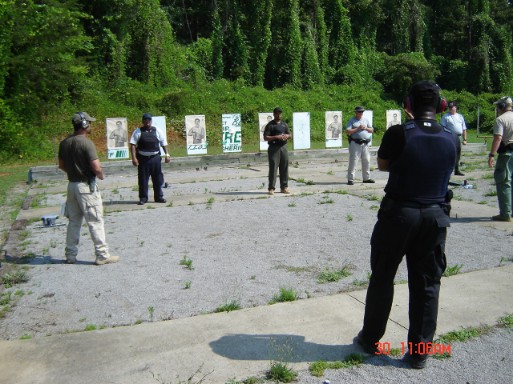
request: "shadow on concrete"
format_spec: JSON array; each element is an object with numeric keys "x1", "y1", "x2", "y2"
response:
[
  {"x1": 210, "y1": 333, "x2": 347, "y2": 362},
  {"x1": 210, "y1": 333, "x2": 418, "y2": 369},
  {"x1": 214, "y1": 191, "x2": 268, "y2": 196},
  {"x1": 104, "y1": 200, "x2": 140, "y2": 205}
]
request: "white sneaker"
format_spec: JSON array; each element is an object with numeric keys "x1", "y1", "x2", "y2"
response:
[{"x1": 95, "y1": 255, "x2": 120, "y2": 265}]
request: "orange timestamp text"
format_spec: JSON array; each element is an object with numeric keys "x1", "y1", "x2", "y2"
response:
[{"x1": 375, "y1": 341, "x2": 452, "y2": 356}]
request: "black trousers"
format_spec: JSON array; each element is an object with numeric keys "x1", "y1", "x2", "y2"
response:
[
  {"x1": 137, "y1": 154, "x2": 164, "y2": 202},
  {"x1": 361, "y1": 198, "x2": 449, "y2": 355},
  {"x1": 267, "y1": 144, "x2": 289, "y2": 190},
  {"x1": 455, "y1": 137, "x2": 462, "y2": 173}
]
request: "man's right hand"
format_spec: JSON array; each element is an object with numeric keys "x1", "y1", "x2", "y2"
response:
[{"x1": 132, "y1": 159, "x2": 138, "y2": 166}]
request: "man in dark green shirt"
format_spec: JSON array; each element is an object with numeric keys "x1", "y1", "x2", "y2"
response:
[
  {"x1": 58, "y1": 112, "x2": 120, "y2": 265},
  {"x1": 263, "y1": 107, "x2": 292, "y2": 195}
]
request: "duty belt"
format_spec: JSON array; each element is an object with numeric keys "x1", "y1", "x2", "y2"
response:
[
  {"x1": 383, "y1": 196, "x2": 442, "y2": 209},
  {"x1": 349, "y1": 137, "x2": 370, "y2": 145}
]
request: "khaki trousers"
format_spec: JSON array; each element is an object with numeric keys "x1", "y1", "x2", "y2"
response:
[{"x1": 65, "y1": 182, "x2": 110, "y2": 262}]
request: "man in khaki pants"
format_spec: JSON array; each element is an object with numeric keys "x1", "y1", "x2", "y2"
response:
[{"x1": 58, "y1": 112, "x2": 120, "y2": 265}]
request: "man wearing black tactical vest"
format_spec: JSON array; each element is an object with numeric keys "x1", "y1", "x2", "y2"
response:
[
  {"x1": 355, "y1": 81, "x2": 458, "y2": 369},
  {"x1": 130, "y1": 113, "x2": 170, "y2": 205}
]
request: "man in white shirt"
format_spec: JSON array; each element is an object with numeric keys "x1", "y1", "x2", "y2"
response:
[
  {"x1": 440, "y1": 101, "x2": 467, "y2": 176},
  {"x1": 346, "y1": 106, "x2": 374, "y2": 185}
]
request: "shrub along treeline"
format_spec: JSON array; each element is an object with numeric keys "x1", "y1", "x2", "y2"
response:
[{"x1": 1, "y1": 0, "x2": 512, "y2": 162}]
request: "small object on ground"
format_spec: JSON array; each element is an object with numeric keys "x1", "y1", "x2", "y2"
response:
[{"x1": 41, "y1": 215, "x2": 59, "y2": 227}]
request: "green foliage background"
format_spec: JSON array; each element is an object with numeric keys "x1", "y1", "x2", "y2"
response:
[{"x1": 1, "y1": 0, "x2": 512, "y2": 162}]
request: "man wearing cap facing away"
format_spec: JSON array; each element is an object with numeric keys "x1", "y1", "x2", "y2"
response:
[
  {"x1": 488, "y1": 96, "x2": 513, "y2": 222},
  {"x1": 58, "y1": 112, "x2": 120, "y2": 265},
  {"x1": 355, "y1": 81, "x2": 458, "y2": 369},
  {"x1": 130, "y1": 113, "x2": 170, "y2": 205},
  {"x1": 441, "y1": 101, "x2": 467, "y2": 176},
  {"x1": 263, "y1": 107, "x2": 292, "y2": 195},
  {"x1": 346, "y1": 106, "x2": 375, "y2": 185}
]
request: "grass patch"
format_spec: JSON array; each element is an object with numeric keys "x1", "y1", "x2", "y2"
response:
[
  {"x1": 179, "y1": 255, "x2": 194, "y2": 270},
  {"x1": 499, "y1": 256, "x2": 513, "y2": 265},
  {"x1": 364, "y1": 194, "x2": 380, "y2": 201},
  {"x1": 0, "y1": 292, "x2": 13, "y2": 319},
  {"x1": 346, "y1": 213, "x2": 353, "y2": 221},
  {"x1": 1, "y1": 268, "x2": 29, "y2": 288},
  {"x1": 30, "y1": 193, "x2": 47, "y2": 208},
  {"x1": 269, "y1": 287, "x2": 298, "y2": 304},
  {"x1": 484, "y1": 190, "x2": 497, "y2": 197},
  {"x1": 215, "y1": 300, "x2": 241, "y2": 313},
  {"x1": 309, "y1": 353, "x2": 364, "y2": 376},
  {"x1": 443, "y1": 264, "x2": 463, "y2": 277},
  {"x1": 226, "y1": 378, "x2": 264, "y2": 384},
  {"x1": 84, "y1": 324, "x2": 97, "y2": 331},
  {"x1": 318, "y1": 196, "x2": 334, "y2": 204},
  {"x1": 497, "y1": 313, "x2": 513, "y2": 328},
  {"x1": 266, "y1": 361, "x2": 297, "y2": 383},
  {"x1": 435, "y1": 324, "x2": 493, "y2": 345},
  {"x1": 352, "y1": 279, "x2": 369, "y2": 288},
  {"x1": 318, "y1": 266, "x2": 352, "y2": 283}
]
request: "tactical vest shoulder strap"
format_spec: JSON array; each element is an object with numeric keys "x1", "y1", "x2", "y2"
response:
[{"x1": 404, "y1": 120, "x2": 417, "y2": 131}]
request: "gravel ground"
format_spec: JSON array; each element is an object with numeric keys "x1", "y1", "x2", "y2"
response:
[
  {"x1": 295, "y1": 328, "x2": 513, "y2": 384},
  {"x1": 1, "y1": 152, "x2": 512, "y2": 382},
  {"x1": 2, "y1": 179, "x2": 512, "y2": 340}
]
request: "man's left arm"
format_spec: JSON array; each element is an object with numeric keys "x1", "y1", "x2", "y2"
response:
[
  {"x1": 461, "y1": 114, "x2": 467, "y2": 143},
  {"x1": 90, "y1": 159, "x2": 105, "y2": 180},
  {"x1": 58, "y1": 158, "x2": 66, "y2": 172},
  {"x1": 365, "y1": 119, "x2": 374, "y2": 134},
  {"x1": 161, "y1": 145, "x2": 171, "y2": 163},
  {"x1": 488, "y1": 134, "x2": 503, "y2": 168},
  {"x1": 376, "y1": 125, "x2": 403, "y2": 171},
  {"x1": 284, "y1": 123, "x2": 292, "y2": 140},
  {"x1": 377, "y1": 157, "x2": 390, "y2": 171}
]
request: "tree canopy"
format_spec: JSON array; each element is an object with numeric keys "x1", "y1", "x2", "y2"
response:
[{"x1": 1, "y1": 0, "x2": 513, "y2": 160}]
